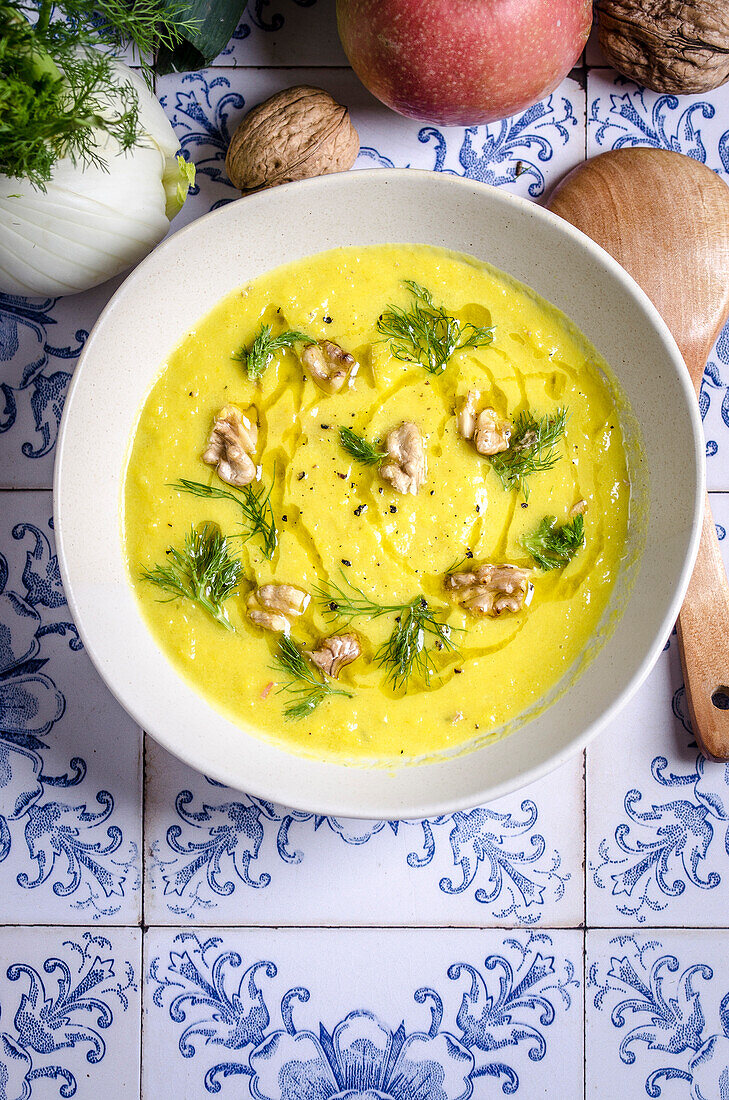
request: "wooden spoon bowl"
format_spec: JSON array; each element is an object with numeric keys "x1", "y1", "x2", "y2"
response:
[{"x1": 548, "y1": 148, "x2": 729, "y2": 760}]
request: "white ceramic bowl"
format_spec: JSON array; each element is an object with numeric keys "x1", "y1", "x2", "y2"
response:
[{"x1": 54, "y1": 169, "x2": 704, "y2": 819}]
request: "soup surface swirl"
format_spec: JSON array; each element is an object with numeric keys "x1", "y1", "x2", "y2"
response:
[{"x1": 123, "y1": 244, "x2": 632, "y2": 763}]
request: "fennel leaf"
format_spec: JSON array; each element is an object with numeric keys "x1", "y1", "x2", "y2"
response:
[
  {"x1": 232, "y1": 324, "x2": 315, "y2": 382},
  {"x1": 522, "y1": 514, "x2": 584, "y2": 570},
  {"x1": 315, "y1": 575, "x2": 456, "y2": 692},
  {"x1": 170, "y1": 476, "x2": 278, "y2": 560},
  {"x1": 338, "y1": 426, "x2": 387, "y2": 467},
  {"x1": 0, "y1": 0, "x2": 197, "y2": 187},
  {"x1": 274, "y1": 635, "x2": 352, "y2": 721},
  {"x1": 377, "y1": 280, "x2": 494, "y2": 375},
  {"x1": 489, "y1": 407, "x2": 567, "y2": 499},
  {"x1": 141, "y1": 523, "x2": 242, "y2": 630}
]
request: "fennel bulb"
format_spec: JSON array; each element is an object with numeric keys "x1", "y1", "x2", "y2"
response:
[{"x1": 0, "y1": 63, "x2": 194, "y2": 298}]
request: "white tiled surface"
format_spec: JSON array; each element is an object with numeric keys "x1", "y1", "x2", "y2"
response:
[
  {"x1": 0, "y1": 927, "x2": 140, "y2": 1099},
  {"x1": 586, "y1": 930, "x2": 729, "y2": 1098},
  {"x1": 587, "y1": 494, "x2": 729, "y2": 930},
  {"x1": 0, "y1": 493, "x2": 142, "y2": 924},
  {"x1": 145, "y1": 927, "x2": 583, "y2": 1099},
  {"x1": 144, "y1": 737, "x2": 584, "y2": 926},
  {"x1": 2, "y1": 6, "x2": 729, "y2": 1095}
]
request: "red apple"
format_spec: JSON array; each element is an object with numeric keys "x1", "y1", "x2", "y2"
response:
[{"x1": 336, "y1": 0, "x2": 592, "y2": 126}]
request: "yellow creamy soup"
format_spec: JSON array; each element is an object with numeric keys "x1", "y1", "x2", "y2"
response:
[{"x1": 123, "y1": 244, "x2": 632, "y2": 763}]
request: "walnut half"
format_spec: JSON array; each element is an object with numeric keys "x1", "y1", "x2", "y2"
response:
[
  {"x1": 380, "y1": 421, "x2": 426, "y2": 496},
  {"x1": 596, "y1": 0, "x2": 729, "y2": 95},
  {"x1": 301, "y1": 340, "x2": 357, "y2": 394},
  {"x1": 202, "y1": 404, "x2": 258, "y2": 487},
  {"x1": 247, "y1": 583, "x2": 310, "y2": 634},
  {"x1": 445, "y1": 563, "x2": 533, "y2": 618},
  {"x1": 308, "y1": 633, "x2": 361, "y2": 678},
  {"x1": 225, "y1": 86, "x2": 360, "y2": 194},
  {"x1": 457, "y1": 390, "x2": 511, "y2": 456}
]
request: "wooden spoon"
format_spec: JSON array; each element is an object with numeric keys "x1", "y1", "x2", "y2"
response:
[{"x1": 547, "y1": 147, "x2": 729, "y2": 761}]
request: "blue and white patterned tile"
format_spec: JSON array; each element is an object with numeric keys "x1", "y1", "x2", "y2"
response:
[
  {"x1": 0, "y1": 926, "x2": 140, "y2": 1100},
  {"x1": 586, "y1": 493, "x2": 729, "y2": 927},
  {"x1": 588, "y1": 71, "x2": 729, "y2": 491},
  {"x1": 214, "y1": 0, "x2": 347, "y2": 67},
  {"x1": 144, "y1": 926, "x2": 583, "y2": 1098},
  {"x1": 586, "y1": 929, "x2": 729, "y2": 1099},
  {"x1": 0, "y1": 277, "x2": 127, "y2": 489},
  {"x1": 144, "y1": 735, "x2": 584, "y2": 926},
  {"x1": 0, "y1": 492, "x2": 142, "y2": 923},
  {"x1": 158, "y1": 67, "x2": 587, "y2": 232}
]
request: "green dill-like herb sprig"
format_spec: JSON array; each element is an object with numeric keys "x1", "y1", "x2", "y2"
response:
[
  {"x1": 375, "y1": 598, "x2": 455, "y2": 692},
  {"x1": 141, "y1": 523, "x2": 242, "y2": 630},
  {"x1": 377, "y1": 280, "x2": 495, "y2": 375},
  {"x1": 489, "y1": 407, "x2": 567, "y2": 499},
  {"x1": 338, "y1": 426, "x2": 387, "y2": 467},
  {"x1": 233, "y1": 324, "x2": 314, "y2": 382},
  {"x1": 1, "y1": 0, "x2": 196, "y2": 187},
  {"x1": 315, "y1": 576, "x2": 456, "y2": 691},
  {"x1": 274, "y1": 634, "x2": 352, "y2": 721},
  {"x1": 522, "y1": 513, "x2": 584, "y2": 570},
  {"x1": 170, "y1": 477, "x2": 278, "y2": 560}
]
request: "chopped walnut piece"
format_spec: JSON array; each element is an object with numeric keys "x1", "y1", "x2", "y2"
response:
[
  {"x1": 248, "y1": 607, "x2": 290, "y2": 634},
  {"x1": 301, "y1": 339, "x2": 356, "y2": 394},
  {"x1": 570, "y1": 498, "x2": 588, "y2": 518},
  {"x1": 474, "y1": 408, "x2": 512, "y2": 456},
  {"x1": 202, "y1": 404, "x2": 258, "y2": 487},
  {"x1": 380, "y1": 421, "x2": 426, "y2": 496},
  {"x1": 445, "y1": 562, "x2": 532, "y2": 618},
  {"x1": 308, "y1": 632, "x2": 361, "y2": 678},
  {"x1": 457, "y1": 390, "x2": 511, "y2": 456},
  {"x1": 247, "y1": 583, "x2": 310, "y2": 634},
  {"x1": 457, "y1": 390, "x2": 479, "y2": 441}
]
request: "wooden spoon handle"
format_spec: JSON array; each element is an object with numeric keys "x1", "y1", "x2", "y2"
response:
[
  {"x1": 676, "y1": 494, "x2": 729, "y2": 760},
  {"x1": 547, "y1": 149, "x2": 729, "y2": 762}
]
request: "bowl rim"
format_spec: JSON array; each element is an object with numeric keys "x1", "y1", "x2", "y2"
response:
[{"x1": 54, "y1": 167, "x2": 705, "y2": 819}]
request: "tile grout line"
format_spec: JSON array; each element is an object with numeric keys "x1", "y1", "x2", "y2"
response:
[
  {"x1": 583, "y1": 926, "x2": 588, "y2": 1100},
  {"x1": 1, "y1": 922, "x2": 726, "y2": 931},
  {"x1": 139, "y1": 919, "x2": 147, "y2": 1100},
  {"x1": 141, "y1": 737, "x2": 148, "y2": 930},
  {"x1": 583, "y1": 747, "x2": 588, "y2": 923}
]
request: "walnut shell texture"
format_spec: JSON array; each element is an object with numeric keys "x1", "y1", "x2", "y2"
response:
[
  {"x1": 596, "y1": 0, "x2": 729, "y2": 94},
  {"x1": 225, "y1": 85, "x2": 360, "y2": 194}
]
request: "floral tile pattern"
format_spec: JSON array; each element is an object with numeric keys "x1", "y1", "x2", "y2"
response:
[
  {"x1": 144, "y1": 738, "x2": 583, "y2": 926},
  {"x1": 0, "y1": 493, "x2": 142, "y2": 923},
  {"x1": 588, "y1": 72, "x2": 729, "y2": 490},
  {"x1": 0, "y1": 278, "x2": 125, "y2": 489},
  {"x1": 587, "y1": 495, "x2": 729, "y2": 927},
  {"x1": 3, "y1": 19, "x2": 729, "y2": 1094},
  {"x1": 157, "y1": 67, "x2": 586, "y2": 230},
  {"x1": 0, "y1": 926, "x2": 140, "y2": 1099},
  {"x1": 144, "y1": 927, "x2": 583, "y2": 1098},
  {"x1": 586, "y1": 930, "x2": 729, "y2": 1099}
]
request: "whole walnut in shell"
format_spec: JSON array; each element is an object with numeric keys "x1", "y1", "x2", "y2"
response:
[
  {"x1": 225, "y1": 85, "x2": 360, "y2": 194},
  {"x1": 595, "y1": 0, "x2": 729, "y2": 94}
]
